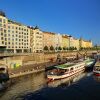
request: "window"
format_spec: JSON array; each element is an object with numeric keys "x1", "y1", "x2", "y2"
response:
[
  {"x1": 8, "y1": 26, "x2": 10, "y2": 29},
  {"x1": 8, "y1": 30, "x2": 10, "y2": 32},
  {"x1": 1, "y1": 33, "x2": 3, "y2": 35},
  {"x1": 3, "y1": 24, "x2": 6, "y2": 28},
  {"x1": 1, "y1": 37, "x2": 3, "y2": 40},
  {"x1": 3, "y1": 19, "x2": 6, "y2": 23},
  {"x1": 2, "y1": 41, "x2": 4, "y2": 44},
  {"x1": 0, "y1": 18, "x2": 2, "y2": 22},
  {"x1": 4, "y1": 30, "x2": 6, "y2": 33}
]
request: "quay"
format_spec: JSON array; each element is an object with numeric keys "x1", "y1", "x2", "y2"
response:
[{"x1": 0, "y1": 50, "x2": 99, "y2": 79}]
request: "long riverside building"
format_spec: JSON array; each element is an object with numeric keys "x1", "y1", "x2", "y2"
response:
[
  {"x1": 0, "y1": 12, "x2": 30, "y2": 53},
  {"x1": 0, "y1": 11, "x2": 93, "y2": 53}
]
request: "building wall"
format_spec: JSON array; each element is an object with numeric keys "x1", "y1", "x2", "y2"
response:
[
  {"x1": 0, "y1": 12, "x2": 93, "y2": 53},
  {"x1": 0, "y1": 15, "x2": 8, "y2": 47},
  {"x1": 62, "y1": 35, "x2": 69, "y2": 48},
  {"x1": 69, "y1": 36, "x2": 79, "y2": 50},
  {"x1": 54, "y1": 33, "x2": 62, "y2": 48},
  {"x1": 73, "y1": 39, "x2": 79, "y2": 50},
  {"x1": 79, "y1": 38, "x2": 93, "y2": 48},
  {"x1": 0, "y1": 15, "x2": 30, "y2": 53},
  {"x1": 43, "y1": 32, "x2": 55, "y2": 49},
  {"x1": 30, "y1": 27, "x2": 43, "y2": 53}
]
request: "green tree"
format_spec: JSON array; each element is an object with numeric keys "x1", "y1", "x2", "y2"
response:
[
  {"x1": 63, "y1": 47, "x2": 66, "y2": 50},
  {"x1": 44, "y1": 46, "x2": 48, "y2": 51},
  {"x1": 58, "y1": 46, "x2": 62, "y2": 51},
  {"x1": 50, "y1": 45, "x2": 54, "y2": 51},
  {"x1": 74, "y1": 47, "x2": 77, "y2": 50}
]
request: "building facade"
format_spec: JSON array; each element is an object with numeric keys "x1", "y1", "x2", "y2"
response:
[
  {"x1": 0, "y1": 11, "x2": 93, "y2": 53},
  {"x1": 54, "y1": 33, "x2": 62, "y2": 49},
  {"x1": 62, "y1": 35, "x2": 69, "y2": 49},
  {"x1": 30, "y1": 26, "x2": 43, "y2": 53},
  {"x1": 43, "y1": 31, "x2": 55, "y2": 50},
  {"x1": 79, "y1": 38, "x2": 93, "y2": 49},
  {"x1": 69, "y1": 36, "x2": 80, "y2": 50},
  {"x1": 0, "y1": 12, "x2": 30, "y2": 53}
]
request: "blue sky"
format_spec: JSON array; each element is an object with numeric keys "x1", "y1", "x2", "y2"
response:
[{"x1": 0, "y1": 0, "x2": 100, "y2": 45}]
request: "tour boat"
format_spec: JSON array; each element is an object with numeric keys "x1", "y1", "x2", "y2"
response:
[
  {"x1": 47, "y1": 61, "x2": 85, "y2": 80},
  {"x1": 84, "y1": 58, "x2": 95, "y2": 70},
  {"x1": 0, "y1": 64, "x2": 9, "y2": 83},
  {"x1": 93, "y1": 61, "x2": 100, "y2": 76}
]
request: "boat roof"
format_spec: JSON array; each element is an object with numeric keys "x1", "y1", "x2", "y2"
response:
[
  {"x1": 54, "y1": 63, "x2": 75, "y2": 69},
  {"x1": 85, "y1": 58, "x2": 94, "y2": 62},
  {"x1": 0, "y1": 64, "x2": 7, "y2": 68},
  {"x1": 95, "y1": 62, "x2": 100, "y2": 67}
]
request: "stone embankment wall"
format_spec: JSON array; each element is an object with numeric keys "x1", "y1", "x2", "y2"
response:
[{"x1": 0, "y1": 50, "x2": 97, "y2": 78}]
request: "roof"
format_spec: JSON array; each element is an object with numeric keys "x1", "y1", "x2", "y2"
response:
[
  {"x1": 43, "y1": 31, "x2": 55, "y2": 35},
  {"x1": 54, "y1": 63, "x2": 75, "y2": 69},
  {"x1": 95, "y1": 62, "x2": 100, "y2": 67},
  {"x1": 0, "y1": 11, "x2": 6, "y2": 17},
  {"x1": 85, "y1": 58, "x2": 95, "y2": 63}
]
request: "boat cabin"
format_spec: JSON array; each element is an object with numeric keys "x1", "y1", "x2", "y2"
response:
[
  {"x1": 94, "y1": 62, "x2": 100, "y2": 71},
  {"x1": 0, "y1": 64, "x2": 8, "y2": 74}
]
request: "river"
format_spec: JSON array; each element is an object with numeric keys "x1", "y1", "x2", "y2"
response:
[{"x1": 0, "y1": 70, "x2": 100, "y2": 100}]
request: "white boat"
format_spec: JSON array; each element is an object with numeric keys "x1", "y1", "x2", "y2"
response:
[
  {"x1": 48, "y1": 71, "x2": 86, "y2": 87},
  {"x1": 93, "y1": 61, "x2": 100, "y2": 76},
  {"x1": 47, "y1": 61, "x2": 85, "y2": 80},
  {"x1": 84, "y1": 58, "x2": 95, "y2": 68}
]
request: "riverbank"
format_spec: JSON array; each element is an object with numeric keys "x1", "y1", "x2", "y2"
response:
[
  {"x1": 9, "y1": 69, "x2": 45, "y2": 78},
  {"x1": 8, "y1": 58, "x2": 70, "y2": 79},
  {"x1": 1, "y1": 50, "x2": 97, "y2": 79}
]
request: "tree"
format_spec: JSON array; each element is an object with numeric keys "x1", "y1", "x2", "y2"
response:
[
  {"x1": 66, "y1": 47, "x2": 69, "y2": 50},
  {"x1": 50, "y1": 45, "x2": 54, "y2": 51},
  {"x1": 74, "y1": 47, "x2": 77, "y2": 50},
  {"x1": 63, "y1": 47, "x2": 66, "y2": 51},
  {"x1": 58, "y1": 46, "x2": 62, "y2": 51},
  {"x1": 44, "y1": 46, "x2": 48, "y2": 51}
]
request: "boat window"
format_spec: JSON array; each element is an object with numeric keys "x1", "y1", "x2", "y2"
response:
[
  {"x1": 95, "y1": 67, "x2": 100, "y2": 71},
  {"x1": 0, "y1": 68, "x2": 5, "y2": 71},
  {"x1": 65, "y1": 69, "x2": 69, "y2": 72},
  {"x1": 70, "y1": 68, "x2": 74, "y2": 71}
]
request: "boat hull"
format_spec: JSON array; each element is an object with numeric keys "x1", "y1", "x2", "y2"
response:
[
  {"x1": 93, "y1": 70, "x2": 100, "y2": 76},
  {"x1": 0, "y1": 73, "x2": 9, "y2": 83},
  {"x1": 85, "y1": 60, "x2": 95, "y2": 67}
]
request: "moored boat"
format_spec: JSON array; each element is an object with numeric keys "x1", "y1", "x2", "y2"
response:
[
  {"x1": 47, "y1": 61, "x2": 85, "y2": 81},
  {"x1": 93, "y1": 61, "x2": 100, "y2": 76},
  {"x1": 0, "y1": 64, "x2": 9, "y2": 83},
  {"x1": 84, "y1": 58, "x2": 95, "y2": 70}
]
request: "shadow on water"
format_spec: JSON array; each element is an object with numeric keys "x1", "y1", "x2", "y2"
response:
[
  {"x1": 13, "y1": 71, "x2": 88, "y2": 100},
  {"x1": 0, "y1": 69, "x2": 100, "y2": 100}
]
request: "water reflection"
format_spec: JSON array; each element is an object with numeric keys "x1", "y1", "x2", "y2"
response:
[
  {"x1": 0, "y1": 71, "x2": 88, "y2": 100},
  {"x1": 93, "y1": 75, "x2": 100, "y2": 82},
  {"x1": 0, "y1": 72, "x2": 47, "y2": 100}
]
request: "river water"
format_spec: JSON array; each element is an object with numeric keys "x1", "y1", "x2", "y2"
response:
[{"x1": 0, "y1": 70, "x2": 100, "y2": 100}]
